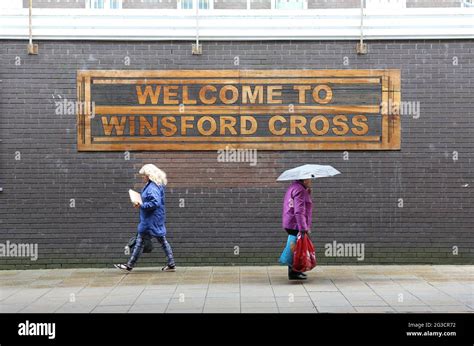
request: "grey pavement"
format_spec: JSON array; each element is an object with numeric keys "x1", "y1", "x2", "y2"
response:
[{"x1": 0, "y1": 265, "x2": 473, "y2": 313}]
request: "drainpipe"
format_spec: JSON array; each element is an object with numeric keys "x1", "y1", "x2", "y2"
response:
[
  {"x1": 27, "y1": 0, "x2": 39, "y2": 55},
  {"x1": 192, "y1": 0, "x2": 202, "y2": 55},
  {"x1": 356, "y1": 0, "x2": 367, "y2": 55}
]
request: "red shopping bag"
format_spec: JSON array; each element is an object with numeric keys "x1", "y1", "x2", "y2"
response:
[{"x1": 292, "y1": 232, "x2": 317, "y2": 272}]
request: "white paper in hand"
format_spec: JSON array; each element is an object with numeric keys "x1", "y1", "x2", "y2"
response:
[{"x1": 128, "y1": 189, "x2": 142, "y2": 205}]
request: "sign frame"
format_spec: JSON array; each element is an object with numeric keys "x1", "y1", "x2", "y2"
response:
[{"x1": 77, "y1": 69, "x2": 401, "y2": 151}]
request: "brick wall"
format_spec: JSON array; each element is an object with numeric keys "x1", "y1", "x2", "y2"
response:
[
  {"x1": 122, "y1": 0, "x2": 178, "y2": 9},
  {"x1": 23, "y1": 0, "x2": 86, "y2": 8},
  {"x1": 308, "y1": 0, "x2": 359, "y2": 8},
  {"x1": 0, "y1": 40, "x2": 473, "y2": 269},
  {"x1": 406, "y1": 0, "x2": 461, "y2": 7},
  {"x1": 250, "y1": 0, "x2": 271, "y2": 9},
  {"x1": 214, "y1": 0, "x2": 247, "y2": 9}
]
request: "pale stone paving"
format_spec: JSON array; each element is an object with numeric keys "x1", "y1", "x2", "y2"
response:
[{"x1": 0, "y1": 266, "x2": 472, "y2": 313}]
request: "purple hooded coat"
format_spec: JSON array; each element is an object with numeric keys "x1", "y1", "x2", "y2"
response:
[{"x1": 282, "y1": 181, "x2": 313, "y2": 231}]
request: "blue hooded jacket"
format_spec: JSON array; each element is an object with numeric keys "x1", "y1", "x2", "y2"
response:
[{"x1": 137, "y1": 181, "x2": 166, "y2": 237}]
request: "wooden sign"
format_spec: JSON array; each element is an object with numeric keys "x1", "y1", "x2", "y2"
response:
[{"x1": 77, "y1": 70, "x2": 400, "y2": 151}]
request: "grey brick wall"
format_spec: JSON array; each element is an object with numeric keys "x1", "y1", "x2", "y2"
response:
[
  {"x1": 250, "y1": 0, "x2": 271, "y2": 9},
  {"x1": 122, "y1": 0, "x2": 178, "y2": 9},
  {"x1": 23, "y1": 0, "x2": 86, "y2": 8},
  {"x1": 214, "y1": 0, "x2": 247, "y2": 9},
  {"x1": 308, "y1": 0, "x2": 359, "y2": 8},
  {"x1": 406, "y1": 0, "x2": 461, "y2": 7},
  {"x1": 0, "y1": 40, "x2": 473, "y2": 269}
]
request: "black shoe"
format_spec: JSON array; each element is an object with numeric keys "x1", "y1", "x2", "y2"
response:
[
  {"x1": 161, "y1": 265, "x2": 176, "y2": 272},
  {"x1": 289, "y1": 269, "x2": 307, "y2": 278},
  {"x1": 114, "y1": 264, "x2": 132, "y2": 273},
  {"x1": 289, "y1": 273, "x2": 307, "y2": 280}
]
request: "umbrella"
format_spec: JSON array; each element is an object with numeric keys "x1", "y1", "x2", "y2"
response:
[{"x1": 277, "y1": 164, "x2": 341, "y2": 181}]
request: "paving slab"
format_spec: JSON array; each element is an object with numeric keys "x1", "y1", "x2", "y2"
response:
[
  {"x1": 1, "y1": 265, "x2": 472, "y2": 313},
  {"x1": 92, "y1": 305, "x2": 132, "y2": 313},
  {"x1": 98, "y1": 294, "x2": 140, "y2": 306},
  {"x1": 317, "y1": 306, "x2": 357, "y2": 313},
  {"x1": 19, "y1": 298, "x2": 69, "y2": 313},
  {"x1": 354, "y1": 306, "x2": 396, "y2": 313},
  {"x1": 278, "y1": 307, "x2": 317, "y2": 313},
  {"x1": 203, "y1": 307, "x2": 241, "y2": 313},
  {"x1": 55, "y1": 302, "x2": 97, "y2": 313},
  {"x1": 129, "y1": 304, "x2": 168, "y2": 313},
  {"x1": 309, "y1": 291, "x2": 353, "y2": 307}
]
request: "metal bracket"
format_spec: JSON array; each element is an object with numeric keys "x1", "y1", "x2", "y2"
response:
[
  {"x1": 192, "y1": 43, "x2": 202, "y2": 55},
  {"x1": 356, "y1": 42, "x2": 368, "y2": 55},
  {"x1": 27, "y1": 43, "x2": 39, "y2": 55}
]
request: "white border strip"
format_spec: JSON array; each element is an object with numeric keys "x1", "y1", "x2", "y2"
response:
[{"x1": 0, "y1": 8, "x2": 473, "y2": 40}]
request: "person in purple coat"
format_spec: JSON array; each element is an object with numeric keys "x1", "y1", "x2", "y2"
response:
[{"x1": 282, "y1": 179, "x2": 313, "y2": 280}]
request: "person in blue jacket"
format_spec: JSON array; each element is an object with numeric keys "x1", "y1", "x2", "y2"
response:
[{"x1": 115, "y1": 164, "x2": 176, "y2": 273}]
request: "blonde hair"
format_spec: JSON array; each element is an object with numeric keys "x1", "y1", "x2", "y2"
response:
[{"x1": 139, "y1": 164, "x2": 167, "y2": 186}]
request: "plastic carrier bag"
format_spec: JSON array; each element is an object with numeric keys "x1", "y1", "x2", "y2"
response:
[
  {"x1": 292, "y1": 232, "x2": 316, "y2": 272},
  {"x1": 279, "y1": 235, "x2": 297, "y2": 266}
]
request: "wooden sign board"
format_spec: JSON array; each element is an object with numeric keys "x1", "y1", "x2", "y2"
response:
[{"x1": 77, "y1": 70, "x2": 400, "y2": 151}]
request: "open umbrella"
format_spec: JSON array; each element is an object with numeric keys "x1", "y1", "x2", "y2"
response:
[{"x1": 277, "y1": 164, "x2": 341, "y2": 181}]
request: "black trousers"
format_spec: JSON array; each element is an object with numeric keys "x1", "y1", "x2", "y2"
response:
[
  {"x1": 285, "y1": 228, "x2": 299, "y2": 236},
  {"x1": 285, "y1": 229, "x2": 301, "y2": 275}
]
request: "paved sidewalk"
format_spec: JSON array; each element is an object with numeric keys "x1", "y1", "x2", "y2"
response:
[{"x1": 0, "y1": 266, "x2": 472, "y2": 313}]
